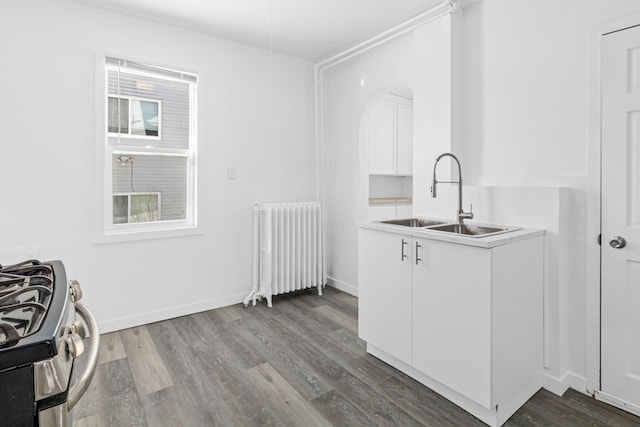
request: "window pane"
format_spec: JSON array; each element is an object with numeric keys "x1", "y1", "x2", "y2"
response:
[
  {"x1": 112, "y1": 154, "x2": 187, "y2": 223},
  {"x1": 108, "y1": 97, "x2": 129, "y2": 134},
  {"x1": 130, "y1": 99, "x2": 159, "y2": 137},
  {"x1": 130, "y1": 193, "x2": 160, "y2": 223},
  {"x1": 107, "y1": 69, "x2": 190, "y2": 149},
  {"x1": 113, "y1": 195, "x2": 128, "y2": 224}
]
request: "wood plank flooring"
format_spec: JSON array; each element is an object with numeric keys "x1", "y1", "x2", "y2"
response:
[{"x1": 72, "y1": 287, "x2": 640, "y2": 426}]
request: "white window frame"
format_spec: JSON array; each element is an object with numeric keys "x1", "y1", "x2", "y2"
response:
[
  {"x1": 95, "y1": 53, "x2": 200, "y2": 243},
  {"x1": 107, "y1": 95, "x2": 162, "y2": 141}
]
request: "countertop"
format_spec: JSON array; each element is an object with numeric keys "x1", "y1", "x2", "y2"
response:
[
  {"x1": 369, "y1": 197, "x2": 412, "y2": 206},
  {"x1": 359, "y1": 217, "x2": 545, "y2": 249}
]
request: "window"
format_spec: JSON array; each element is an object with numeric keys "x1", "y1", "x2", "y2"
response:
[
  {"x1": 108, "y1": 96, "x2": 161, "y2": 138},
  {"x1": 102, "y1": 57, "x2": 197, "y2": 238}
]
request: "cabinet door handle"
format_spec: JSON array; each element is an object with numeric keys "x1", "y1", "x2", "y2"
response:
[
  {"x1": 415, "y1": 241, "x2": 422, "y2": 265},
  {"x1": 401, "y1": 239, "x2": 408, "y2": 261}
]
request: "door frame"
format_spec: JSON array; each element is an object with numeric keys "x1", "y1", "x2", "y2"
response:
[{"x1": 587, "y1": 12, "x2": 640, "y2": 397}]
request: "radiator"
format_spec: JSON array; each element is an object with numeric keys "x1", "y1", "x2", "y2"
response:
[{"x1": 244, "y1": 202, "x2": 326, "y2": 307}]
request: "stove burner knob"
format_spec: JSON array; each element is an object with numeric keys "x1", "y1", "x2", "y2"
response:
[
  {"x1": 65, "y1": 333, "x2": 85, "y2": 359},
  {"x1": 72, "y1": 320, "x2": 87, "y2": 339},
  {"x1": 69, "y1": 280, "x2": 83, "y2": 302}
]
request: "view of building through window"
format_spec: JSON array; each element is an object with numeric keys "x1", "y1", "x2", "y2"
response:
[
  {"x1": 105, "y1": 57, "x2": 197, "y2": 231},
  {"x1": 108, "y1": 96, "x2": 160, "y2": 137}
]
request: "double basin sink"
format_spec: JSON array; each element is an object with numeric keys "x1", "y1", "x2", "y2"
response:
[{"x1": 380, "y1": 218, "x2": 520, "y2": 238}]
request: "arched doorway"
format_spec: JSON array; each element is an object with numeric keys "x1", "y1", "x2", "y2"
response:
[{"x1": 358, "y1": 85, "x2": 414, "y2": 222}]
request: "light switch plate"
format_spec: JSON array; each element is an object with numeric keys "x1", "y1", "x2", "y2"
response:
[{"x1": 227, "y1": 166, "x2": 237, "y2": 180}]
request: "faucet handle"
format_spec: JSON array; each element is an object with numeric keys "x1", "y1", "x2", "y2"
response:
[{"x1": 459, "y1": 204, "x2": 474, "y2": 221}]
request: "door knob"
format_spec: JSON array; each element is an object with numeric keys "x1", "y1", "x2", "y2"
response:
[{"x1": 609, "y1": 236, "x2": 627, "y2": 249}]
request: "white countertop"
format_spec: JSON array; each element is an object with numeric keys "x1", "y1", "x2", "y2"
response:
[
  {"x1": 359, "y1": 217, "x2": 545, "y2": 249},
  {"x1": 369, "y1": 197, "x2": 413, "y2": 206}
]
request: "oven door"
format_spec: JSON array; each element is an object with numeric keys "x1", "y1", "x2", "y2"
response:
[{"x1": 38, "y1": 301, "x2": 100, "y2": 427}]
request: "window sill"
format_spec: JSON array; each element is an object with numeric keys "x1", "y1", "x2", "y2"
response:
[{"x1": 97, "y1": 222, "x2": 203, "y2": 244}]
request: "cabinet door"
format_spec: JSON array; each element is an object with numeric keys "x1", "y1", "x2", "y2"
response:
[
  {"x1": 412, "y1": 238, "x2": 493, "y2": 409},
  {"x1": 396, "y1": 103, "x2": 413, "y2": 176},
  {"x1": 369, "y1": 101, "x2": 396, "y2": 175},
  {"x1": 358, "y1": 229, "x2": 413, "y2": 365}
]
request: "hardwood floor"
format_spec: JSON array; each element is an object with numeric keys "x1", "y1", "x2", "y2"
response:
[{"x1": 72, "y1": 287, "x2": 640, "y2": 426}]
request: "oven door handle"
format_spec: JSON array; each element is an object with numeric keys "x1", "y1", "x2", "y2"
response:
[{"x1": 68, "y1": 301, "x2": 100, "y2": 410}]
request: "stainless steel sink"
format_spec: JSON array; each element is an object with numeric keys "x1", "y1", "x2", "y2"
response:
[
  {"x1": 425, "y1": 223, "x2": 520, "y2": 238},
  {"x1": 379, "y1": 218, "x2": 447, "y2": 228}
]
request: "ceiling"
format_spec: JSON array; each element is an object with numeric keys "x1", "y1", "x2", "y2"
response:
[{"x1": 69, "y1": 0, "x2": 443, "y2": 61}]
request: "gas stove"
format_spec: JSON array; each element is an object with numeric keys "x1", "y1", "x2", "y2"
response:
[{"x1": 0, "y1": 260, "x2": 99, "y2": 427}]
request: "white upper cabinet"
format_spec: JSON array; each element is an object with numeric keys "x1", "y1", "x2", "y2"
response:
[
  {"x1": 396, "y1": 102, "x2": 413, "y2": 175},
  {"x1": 369, "y1": 94, "x2": 413, "y2": 176},
  {"x1": 369, "y1": 100, "x2": 396, "y2": 174}
]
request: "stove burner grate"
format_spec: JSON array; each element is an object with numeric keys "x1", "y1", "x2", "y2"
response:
[{"x1": 0, "y1": 260, "x2": 54, "y2": 348}]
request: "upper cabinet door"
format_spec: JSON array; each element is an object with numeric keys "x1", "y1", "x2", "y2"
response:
[
  {"x1": 396, "y1": 103, "x2": 413, "y2": 175},
  {"x1": 369, "y1": 100, "x2": 396, "y2": 175},
  {"x1": 369, "y1": 94, "x2": 413, "y2": 176}
]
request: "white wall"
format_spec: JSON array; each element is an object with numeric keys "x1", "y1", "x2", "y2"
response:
[
  {"x1": 320, "y1": 34, "x2": 414, "y2": 295},
  {"x1": 321, "y1": 0, "x2": 640, "y2": 397},
  {"x1": 0, "y1": 0, "x2": 315, "y2": 332},
  {"x1": 452, "y1": 0, "x2": 640, "y2": 394},
  {"x1": 459, "y1": 0, "x2": 640, "y2": 185}
]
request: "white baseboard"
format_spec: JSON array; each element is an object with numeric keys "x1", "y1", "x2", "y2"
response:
[
  {"x1": 368, "y1": 343, "x2": 540, "y2": 427},
  {"x1": 543, "y1": 371, "x2": 588, "y2": 396},
  {"x1": 596, "y1": 390, "x2": 640, "y2": 418},
  {"x1": 98, "y1": 291, "x2": 248, "y2": 334},
  {"x1": 326, "y1": 276, "x2": 358, "y2": 296}
]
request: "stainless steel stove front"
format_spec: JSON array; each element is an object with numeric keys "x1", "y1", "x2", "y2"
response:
[
  {"x1": 37, "y1": 296, "x2": 100, "y2": 427},
  {"x1": 0, "y1": 260, "x2": 100, "y2": 427}
]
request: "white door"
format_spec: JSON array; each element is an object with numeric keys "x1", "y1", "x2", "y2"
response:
[{"x1": 600, "y1": 24, "x2": 640, "y2": 415}]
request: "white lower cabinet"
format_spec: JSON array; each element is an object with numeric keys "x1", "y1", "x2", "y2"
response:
[
  {"x1": 412, "y1": 237, "x2": 494, "y2": 408},
  {"x1": 358, "y1": 227, "x2": 543, "y2": 427},
  {"x1": 358, "y1": 229, "x2": 413, "y2": 365}
]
